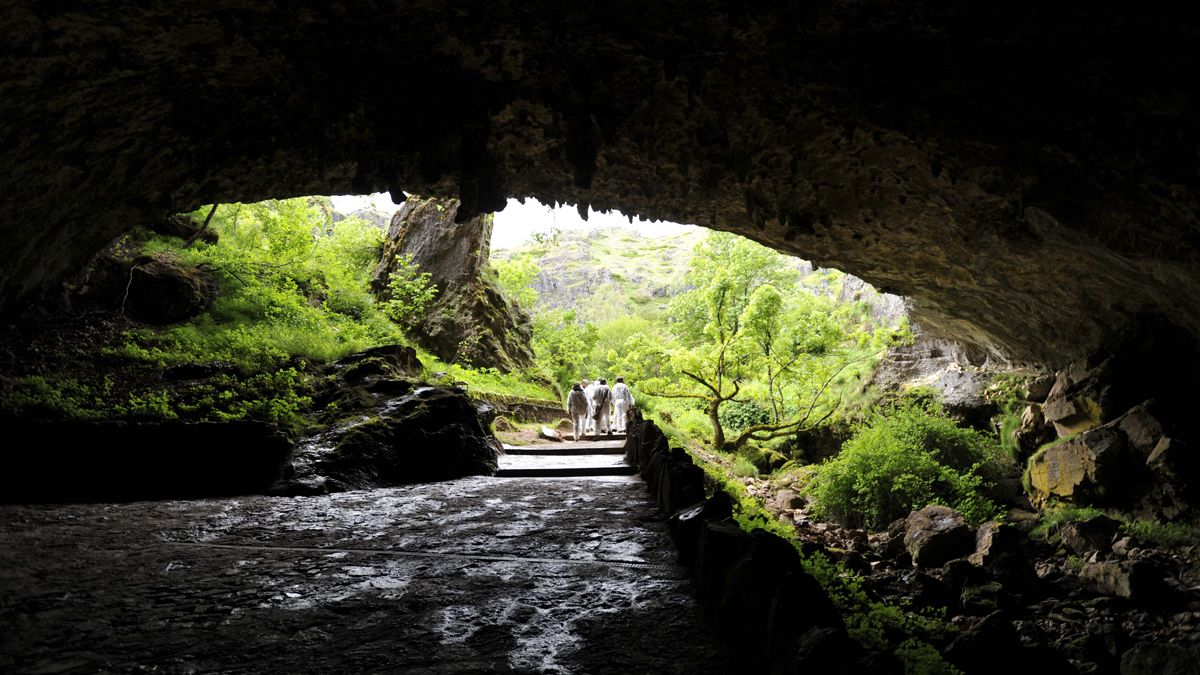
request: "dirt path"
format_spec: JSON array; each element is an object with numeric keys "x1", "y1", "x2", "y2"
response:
[{"x1": 0, "y1": 476, "x2": 729, "y2": 674}]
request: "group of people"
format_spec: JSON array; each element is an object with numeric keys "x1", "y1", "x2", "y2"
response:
[{"x1": 565, "y1": 377, "x2": 635, "y2": 441}]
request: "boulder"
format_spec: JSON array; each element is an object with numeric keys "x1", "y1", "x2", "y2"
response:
[
  {"x1": 1043, "y1": 394, "x2": 1106, "y2": 437},
  {"x1": 1059, "y1": 514, "x2": 1122, "y2": 555},
  {"x1": 1026, "y1": 374, "x2": 1055, "y2": 404},
  {"x1": 1118, "y1": 402, "x2": 1165, "y2": 458},
  {"x1": 968, "y1": 521, "x2": 1036, "y2": 592},
  {"x1": 1139, "y1": 437, "x2": 1197, "y2": 519},
  {"x1": 903, "y1": 505, "x2": 974, "y2": 568},
  {"x1": 1078, "y1": 560, "x2": 1165, "y2": 602},
  {"x1": 538, "y1": 425, "x2": 563, "y2": 441},
  {"x1": 1025, "y1": 425, "x2": 1140, "y2": 507},
  {"x1": 280, "y1": 386, "x2": 500, "y2": 493},
  {"x1": 942, "y1": 558, "x2": 988, "y2": 603},
  {"x1": 123, "y1": 254, "x2": 215, "y2": 324},
  {"x1": 1013, "y1": 404, "x2": 1054, "y2": 459},
  {"x1": 769, "y1": 488, "x2": 806, "y2": 512}
]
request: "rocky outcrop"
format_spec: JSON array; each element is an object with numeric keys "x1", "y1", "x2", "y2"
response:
[
  {"x1": 371, "y1": 196, "x2": 535, "y2": 372},
  {"x1": 278, "y1": 346, "x2": 501, "y2": 494},
  {"x1": 1058, "y1": 514, "x2": 1122, "y2": 556},
  {"x1": 2, "y1": 4, "x2": 1200, "y2": 369},
  {"x1": 1026, "y1": 405, "x2": 1198, "y2": 517},
  {"x1": 869, "y1": 327, "x2": 1000, "y2": 427},
  {"x1": 1021, "y1": 320, "x2": 1200, "y2": 517},
  {"x1": 70, "y1": 248, "x2": 216, "y2": 324}
]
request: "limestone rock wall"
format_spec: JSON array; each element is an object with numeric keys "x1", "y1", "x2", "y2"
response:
[
  {"x1": 2, "y1": 2, "x2": 1199, "y2": 367},
  {"x1": 371, "y1": 196, "x2": 535, "y2": 372}
]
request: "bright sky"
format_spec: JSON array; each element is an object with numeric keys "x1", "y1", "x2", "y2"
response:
[{"x1": 329, "y1": 193, "x2": 697, "y2": 249}]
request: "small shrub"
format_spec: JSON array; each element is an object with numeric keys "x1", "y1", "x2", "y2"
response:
[
  {"x1": 719, "y1": 400, "x2": 771, "y2": 434},
  {"x1": 383, "y1": 254, "x2": 437, "y2": 328},
  {"x1": 805, "y1": 401, "x2": 1008, "y2": 529}
]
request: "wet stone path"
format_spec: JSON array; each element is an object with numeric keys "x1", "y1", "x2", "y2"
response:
[{"x1": 0, "y1": 474, "x2": 730, "y2": 674}]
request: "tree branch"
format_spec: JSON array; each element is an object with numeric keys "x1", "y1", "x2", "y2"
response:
[
  {"x1": 184, "y1": 203, "x2": 220, "y2": 248},
  {"x1": 680, "y1": 369, "x2": 720, "y2": 397},
  {"x1": 643, "y1": 389, "x2": 709, "y2": 401}
]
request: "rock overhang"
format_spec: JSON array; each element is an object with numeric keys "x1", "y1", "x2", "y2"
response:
[{"x1": 1, "y1": 1, "x2": 1197, "y2": 367}]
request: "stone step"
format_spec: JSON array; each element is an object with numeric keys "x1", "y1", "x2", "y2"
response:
[
  {"x1": 496, "y1": 453, "x2": 634, "y2": 478},
  {"x1": 580, "y1": 433, "x2": 627, "y2": 441},
  {"x1": 503, "y1": 446, "x2": 626, "y2": 455},
  {"x1": 495, "y1": 465, "x2": 638, "y2": 478}
]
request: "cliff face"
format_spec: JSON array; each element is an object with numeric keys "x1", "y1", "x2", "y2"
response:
[
  {"x1": 372, "y1": 197, "x2": 535, "y2": 373},
  {"x1": 1, "y1": 2, "x2": 1198, "y2": 367}
]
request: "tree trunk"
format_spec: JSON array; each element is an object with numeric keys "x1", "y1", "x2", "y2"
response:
[{"x1": 709, "y1": 399, "x2": 726, "y2": 450}]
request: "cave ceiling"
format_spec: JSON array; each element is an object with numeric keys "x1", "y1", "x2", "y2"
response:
[{"x1": 1, "y1": 1, "x2": 1197, "y2": 365}]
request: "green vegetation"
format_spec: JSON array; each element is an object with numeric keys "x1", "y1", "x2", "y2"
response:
[
  {"x1": 1032, "y1": 503, "x2": 1200, "y2": 548},
  {"x1": 128, "y1": 198, "x2": 406, "y2": 369},
  {"x1": 382, "y1": 254, "x2": 439, "y2": 328},
  {"x1": 804, "y1": 401, "x2": 1010, "y2": 529},
  {"x1": 2, "y1": 197, "x2": 555, "y2": 429},
  {"x1": 693, "y1": 451, "x2": 958, "y2": 673},
  {"x1": 494, "y1": 229, "x2": 911, "y2": 457}
]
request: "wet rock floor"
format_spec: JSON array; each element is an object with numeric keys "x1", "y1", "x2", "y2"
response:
[{"x1": 0, "y1": 476, "x2": 730, "y2": 674}]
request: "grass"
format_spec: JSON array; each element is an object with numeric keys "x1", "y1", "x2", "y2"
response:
[
  {"x1": 417, "y1": 349, "x2": 556, "y2": 402},
  {"x1": 1031, "y1": 503, "x2": 1200, "y2": 549},
  {"x1": 732, "y1": 455, "x2": 760, "y2": 477}
]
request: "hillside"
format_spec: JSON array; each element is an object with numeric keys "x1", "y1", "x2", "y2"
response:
[
  {"x1": 492, "y1": 227, "x2": 906, "y2": 330},
  {"x1": 492, "y1": 228, "x2": 705, "y2": 324}
]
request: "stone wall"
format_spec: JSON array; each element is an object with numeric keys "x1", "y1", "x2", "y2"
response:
[{"x1": 623, "y1": 416, "x2": 858, "y2": 673}]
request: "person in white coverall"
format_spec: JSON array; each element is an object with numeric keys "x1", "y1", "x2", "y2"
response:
[
  {"x1": 611, "y1": 377, "x2": 635, "y2": 433},
  {"x1": 591, "y1": 378, "x2": 612, "y2": 436},
  {"x1": 566, "y1": 383, "x2": 589, "y2": 442},
  {"x1": 582, "y1": 379, "x2": 597, "y2": 435}
]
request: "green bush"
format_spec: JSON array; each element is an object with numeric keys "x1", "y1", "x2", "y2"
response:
[
  {"x1": 805, "y1": 402, "x2": 1008, "y2": 529},
  {"x1": 718, "y1": 400, "x2": 771, "y2": 434},
  {"x1": 382, "y1": 254, "x2": 438, "y2": 328}
]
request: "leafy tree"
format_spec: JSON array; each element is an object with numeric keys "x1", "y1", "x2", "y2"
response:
[
  {"x1": 639, "y1": 233, "x2": 858, "y2": 450},
  {"x1": 531, "y1": 310, "x2": 600, "y2": 394},
  {"x1": 492, "y1": 255, "x2": 540, "y2": 308}
]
